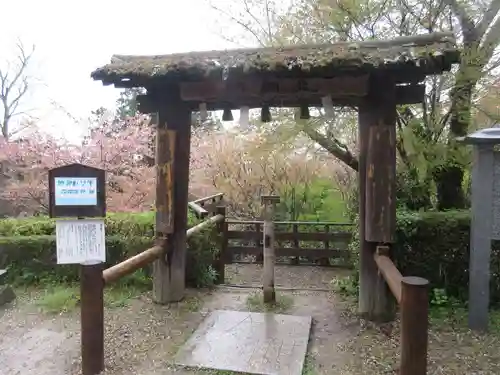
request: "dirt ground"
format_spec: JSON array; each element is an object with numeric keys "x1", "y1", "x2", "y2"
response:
[{"x1": 1, "y1": 265, "x2": 500, "y2": 375}]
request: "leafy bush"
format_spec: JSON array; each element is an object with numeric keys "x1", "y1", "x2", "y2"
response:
[
  {"x1": 342, "y1": 210, "x2": 500, "y2": 305},
  {"x1": 0, "y1": 212, "x2": 221, "y2": 288},
  {"x1": 393, "y1": 210, "x2": 483, "y2": 303}
]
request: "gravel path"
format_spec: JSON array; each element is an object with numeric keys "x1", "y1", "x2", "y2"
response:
[
  {"x1": 0, "y1": 265, "x2": 356, "y2": 375},
  {"x1": 2, "y1": 265, "x2": 498, "y2": 374}
]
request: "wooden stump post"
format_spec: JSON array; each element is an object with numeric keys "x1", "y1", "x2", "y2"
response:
[
  {"x1": 400, "y1": 276, "x2": 429, "y2": 375},
  {"x1": 261, "y1": 195, "x2": 280, "y2": 303}
]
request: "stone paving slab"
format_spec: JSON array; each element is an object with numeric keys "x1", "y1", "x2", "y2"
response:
[{"x1": 174, "y1": 310, "x2": 312, "y2": 375}]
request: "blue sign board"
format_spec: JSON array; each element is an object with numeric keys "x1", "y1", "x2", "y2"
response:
[{"x1": 54, "y1": 177, "x2": 98, "y2": 206}]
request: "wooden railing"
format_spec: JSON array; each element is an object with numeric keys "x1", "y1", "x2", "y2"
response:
[
  {"x1": 188, "y1": 193, "x2": 225, "y2": 218},
  {"x1": 374, "y1": 245, "x2": 429, "y2": 375},
  {"x1": 81, "y1": 200, "x2": 226, "y2": 375},
  {"x1": 222, "y1": 219, "x2": 352, "y2": 267}
]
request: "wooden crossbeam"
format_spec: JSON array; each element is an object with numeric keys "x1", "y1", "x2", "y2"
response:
[{"x1": 137, "y1": 84, "x2": 424, "y2": 114}]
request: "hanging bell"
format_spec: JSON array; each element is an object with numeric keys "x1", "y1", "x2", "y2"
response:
[
  {"x1": 261, "y1": 105, "x2": 271, "y2": 123},
  {"x1": 300, "y1": 103, "x2": 310, "y2": 120},
  {"x1": 222, "y1": 107, "x2": 233, "y2": 121}
]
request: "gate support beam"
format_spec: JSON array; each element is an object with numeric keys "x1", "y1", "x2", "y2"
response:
[
  {"x1": 152, "y1": 86, "x2": 192, "y2": 303},
  {"x1": 358, "y1": 74, "x2": 397, "y2": 322}
]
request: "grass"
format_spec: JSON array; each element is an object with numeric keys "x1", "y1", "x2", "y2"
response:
[
  {"x1": 34, "y1": 284, "x2": 146, "y2": 314},
  {"x1": 245, "y1": 290, "x2": 294, "y2": 313}
]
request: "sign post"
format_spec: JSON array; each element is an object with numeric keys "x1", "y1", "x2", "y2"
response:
[{"x1": 49, "y1": 163, "x2": 106, "y2": 375}]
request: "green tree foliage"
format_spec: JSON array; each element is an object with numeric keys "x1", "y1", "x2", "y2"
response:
[
  {"x1": 209, "y1": 0, "x2": 500, "y2": 210},
  {"x1": 116, "y1": 88, "x2": 144, "y2": 119}
]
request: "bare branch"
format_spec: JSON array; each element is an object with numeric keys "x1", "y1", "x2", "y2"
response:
[
  {"x1": 0, "y1": 40, "x2": 35, "y2": 141},
  {"x1": 442, "y1": 0, "x2": 477, "y2": 37},
  {"x1": 476, "y1": 0, "x2": 500, "y2": 37},
  {"x1": 209, "y1": 1, "x2": 266, "y2": 46}
]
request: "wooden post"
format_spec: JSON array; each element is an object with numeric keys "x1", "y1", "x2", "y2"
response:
[
  {"x1": 400, "y1": 276, "x2": 429, "y2": 375},
  {"x1": 152, "y1": 88, "x2": 192, "y2": 303},
  {"x1": 358, "y1": 75, "x2": 395, "y2": 322},
  {"x1": 215, "y1": 205, "x2": 227, "y2": 284},
  {"x1": 261, "y1": 195, "x2": 280, "y2": 303},
  {"x1": 256, "y1": 222, "x2": 263, "y2": 263},
  {"x1": 81, "y1": 262, "x2": 104, "y2": 375}
]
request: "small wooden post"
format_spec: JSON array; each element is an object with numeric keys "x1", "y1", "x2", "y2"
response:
[
  {"x1": 261, "y1": 195, "x2": 280, "y2": 303},
  {"x1": 215, "y1": 205, "x2": 227, "y2": 284},
  {"x1": 81, "y1": 262, "x2": 104, "y2": 375},
  {"x1": 400, "y1": 276, "x2": 429, "y2": 375}
]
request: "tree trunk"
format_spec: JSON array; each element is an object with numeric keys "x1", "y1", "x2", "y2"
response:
[{"x1": 434, "y1": 55, "x2": 477, "y2": 210}]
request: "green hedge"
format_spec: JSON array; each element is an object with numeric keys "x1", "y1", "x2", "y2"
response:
[
  {"x1": 394, "y1": 210, "x2": 500, "y2": 304},
  {"x1": 0, "y1": 212, "x2": 221, "y2": 288},
  {"x1": 3, "y1": 209, "x2": 497, "y2": 305}
]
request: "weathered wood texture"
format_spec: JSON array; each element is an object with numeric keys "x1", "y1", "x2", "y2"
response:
[
  {"x1": 81, "y1": 264, "x2": 104, "y2": 375},
  {"x1": 400, "y1": 277, "x2": 429, "y2": 375},
  {"x1": 103, "y1": 213, "x2": 225, "y2": 286},
  {"x1": 261, "y1": 196, "x2": 279, "y2": 303},
  {"x1": 180, "y1": 76, "x2": 369, "y2": 101},
  {"x1": 214, "y1": 206, "x2": 228, "y2": 284},
  {"x1": 222, "y1": 220, "x2": 352, "y2": 266},
  {"x1": 373, "y1": 245, "x2": 430, "y2": 375},
  {"x1": 155, "y1": 127, "x2": 176, "y2": 234},
  {"x1": 188, "y1": 193, "x2": 226, "y2": 219},
  {"x1": 153, "y1": 87, "x2": 193, "y2": 304},
  {"x1": 373, "y1": 247, "x2": 402, "y2": 303},
  {"x1": 365, "y1": 115, "x2": 396, "y2": 243},
  {"x1": 103, "y1": 245, "x2": 163, "y2": 284},
  {"x1": 137, "y1": 84, "x2": 425, "y2": 113},
  {"x1": 358, "y1": 75, "x2": 395, "y2": 322}
]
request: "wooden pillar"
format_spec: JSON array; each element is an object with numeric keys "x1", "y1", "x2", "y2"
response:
[
  {"x1": 358, "y1": 75, "x2": 396, "y2": 322},
  {"x1": 152, "y1": 87, "x2": 192, "y2": 303}
]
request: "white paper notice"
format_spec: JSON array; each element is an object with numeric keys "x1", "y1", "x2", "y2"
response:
[{"x1": 56, "y1": 219, "x2": 106, "y2": 264}]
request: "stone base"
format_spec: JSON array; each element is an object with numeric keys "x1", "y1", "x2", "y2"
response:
[
  {"x1": 175, "y1": 310, "x2": 312, "y2": 375},
  {"x1": 0, "y1": 285, "x2": 16, "y2": 306}
]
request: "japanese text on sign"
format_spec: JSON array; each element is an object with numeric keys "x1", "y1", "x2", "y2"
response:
[
  {"x1": 56, "y1": 219, "x2": 106, "y2": 264},
  {"x1": 54, "y1": 177, "x2": 97, "y2": 206}
]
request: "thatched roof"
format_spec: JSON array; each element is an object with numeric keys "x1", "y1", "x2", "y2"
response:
[{"x1": 91, "y1": 32, "x2": 460, "y2": 88}]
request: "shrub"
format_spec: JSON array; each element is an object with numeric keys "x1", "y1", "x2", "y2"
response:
[
  {"x1": 0, "y1": 212, "x2": 220, "y2": 288},
  {"x1": 342, "y1": 210, "x2": 500, "y2": 305},
  {"x1": 393, "y1": 210, "x2": 483, "y2": 303}
]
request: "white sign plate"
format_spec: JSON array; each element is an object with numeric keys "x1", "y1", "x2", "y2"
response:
[
  {"x1": 56, "y1": 219, "x2": 106, "y2": 264},
  {"x1": 54, "y1": 177, "x2": 98, "y2": 206}
]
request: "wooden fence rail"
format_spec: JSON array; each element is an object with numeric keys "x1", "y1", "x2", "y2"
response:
[
  {"x1": 82, "y1": 211, "x2": 226, "y2": 375},
  {"x1": 221, "y1": 219, "x2": 353, "y2": 269},
  {"x1": 188, "y1": 193, "x2": 225, "y2": 218},
  {"x1": 374, "y1": 245, "x2": 429, "y2": 375}
]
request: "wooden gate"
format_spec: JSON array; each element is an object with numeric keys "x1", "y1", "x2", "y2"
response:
[{"x1": 220, "y1": 219, "x2": 353, "y2": 267}]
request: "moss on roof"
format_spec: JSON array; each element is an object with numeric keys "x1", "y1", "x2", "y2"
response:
[{"x1": 91, "y1": 32, "x2": 460, "y2": 87}]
